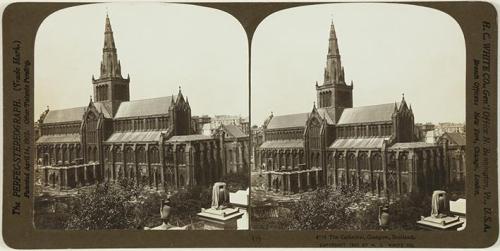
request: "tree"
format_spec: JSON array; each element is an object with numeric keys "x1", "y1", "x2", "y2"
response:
[
  {"x1": 65, "y1": 182, "x2": 137, "y2": 230},
  {"x1": 288, "y1": 187, "x2": 367, "y2": 230},
  {"x1": 168, "y1": 186, "x2": 212, "y2": 226},
  {"x1": 286, "y1": 187, "x2": 431, "y2": 231}
]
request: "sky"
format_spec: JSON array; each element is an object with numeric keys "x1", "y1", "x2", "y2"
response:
[
  {"x1": 252, "y1": 3, "x2": 466, "y2": 126},
  {"x1": 34, "y1": 2, "x2": 248, "y2": 119},
  {"x1": 35, "y1": 3, "x2": 466, "y2": 127}
]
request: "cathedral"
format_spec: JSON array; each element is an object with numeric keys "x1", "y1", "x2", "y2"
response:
[
  {"x1": 255, "y1": 22, "x2": 466, "y2": 197},
  {"x1": 35, "y1": 15, "x2": 249, "y2": 191}
]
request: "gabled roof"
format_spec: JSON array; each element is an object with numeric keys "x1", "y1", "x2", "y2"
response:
[
  {"x1": 222, "y1": 124, "x2": 247, "y2": 139},
  {"x1": 317, "y1": 107, "x2": 336, "y2": 124},
  {"x1": 442, "y1": 132, "x2": 466, "y2": 146},
  {"x1": 114, "y1": 96, "x2": 175, "y2": 118},
  {"x1": 267, "y1": 113, "x2": 309, "y2": 130},
  {"x1": 390, "y1": 142, "x2": 437, "y2": 149},
  {"x1": 93, "y1": 102, "x2": 112, "y2": 118},
  {"x1": 337, "y1": 103, "x2": 397, "y2": 125},
  {"x1": 329, "y1": 137, "x2": 389, "y2": 149},
  {"x1": 167, "y1": 134, "x2": 213, "y2": 142},
  {"x1": 105, "y1": 131, "x2": 164, "y2": 143},
  {"x1": 36, "y1": 133, "x2": 80, "y2": 144},
  {"x1": 259, "y1": 139, "x2": 304, "y2": 149},
  {"x1": 43, "y1": 107, "x2": 86, "y2": 124}
]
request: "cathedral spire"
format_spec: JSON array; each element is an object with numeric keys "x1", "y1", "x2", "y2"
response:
[
  {"x1": 328, "y1": 22, "x2": 339, "y2": 54},
  {"x1": 324, "y1": 20, "x2": 343, "y2": 85},
  {"x1": 92, "y1": 13, "x2": 130, "y2": 115},
  {"x1": 100, "y1": 13, "x2": 122, "y2": 79}
]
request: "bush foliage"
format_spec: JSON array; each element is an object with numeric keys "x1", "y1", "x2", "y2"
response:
[
  {"x1": 38, "y1": 174, "x2": 247, "y2": 230},
  {"x1": 63, "y1": 179, "x2": 212, "y2": 230},
  {"x1": 220, "y1": 172, "x2": 249, "y2": 192},
  {"x1": 252, "y1": 187, "x2": 430, "y2": 231}
]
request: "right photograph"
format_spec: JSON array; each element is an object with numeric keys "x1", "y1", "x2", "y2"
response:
[{"x1": 250, "y1": 3, "x2": 466, "y2": 231}]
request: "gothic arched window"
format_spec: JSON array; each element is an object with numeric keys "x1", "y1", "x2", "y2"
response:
[{"x1": 137, "y1": 147, "x2": 146, "y2": 163}]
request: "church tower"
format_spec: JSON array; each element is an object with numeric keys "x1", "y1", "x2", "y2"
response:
[
  {"x1": 92, "y1": 14, "x2": 130, "y2": 116},
  {"x1": 316, "y1": 21, "x2": 353, "y2": 122}
]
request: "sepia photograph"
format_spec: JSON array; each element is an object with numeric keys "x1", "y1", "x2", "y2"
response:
[
  {"x1": 250, "y1": 3, "x2": 467, "y2": 231},
  {"x1": 33, "y1": 2, "x2": 250, "y2": 230},
  {"x1": 1, "y1": 0, "x2": 498, "y2": 248}
]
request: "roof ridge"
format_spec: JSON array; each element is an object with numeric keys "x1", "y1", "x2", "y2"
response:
[
  {"x1": 121, "y1": 95, "x2": 176, "y2": 104},
  {"x1": 48, "y1": 106, "x2": 86, "y2": 112},
  {"x1": 273, "y1": 112, "x2": 309, "y2": 117},
  {"x1": 344, "y1": 102, "x2": 398, "y2": 110}
]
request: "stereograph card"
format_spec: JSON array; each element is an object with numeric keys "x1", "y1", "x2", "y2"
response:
[{"x1": 1, "y1": 0, "x2": 498, "y2": 248}]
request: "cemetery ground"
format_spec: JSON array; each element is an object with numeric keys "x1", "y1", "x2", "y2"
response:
[
  {"x1": 34, "y1": 169, "x2": 248, "y2": 230},
  {"x1": 250, "y1": 171, "x2": 464, "y2": 231}
]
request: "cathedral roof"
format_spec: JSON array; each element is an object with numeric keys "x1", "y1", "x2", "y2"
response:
[
  {"x1": 36, "y1": 133, "x2": 80, "y2": 144},
  {"x1": 105, "y1": 131, "x2": 165, "y2": 143},
  {"x1": 317, "y1": 107, "x2": 336, "y2": 124},
  {"x1": 167, "y1": 134, "x2": 213, "y2": 142},
  {"x1": 337, "y1": 103, "x2": 398, "y2": 125},
  {"x1": 221, "y1": 124, "x2": 247, "y2": 139},
  {"x1": 43, "y1": 107, "x2": 86, "y2": 123},
  {"x1": 267, "y1": 113, "x2": 309, "y2": 129},
  {"x1": 329, "y1": 137, "x2": 389, "y2": 149},
  {"x1": 259, "y1": 139, "x2": 304, "y2": 149},
  {"x1": 114, "y1": 96, "x2": 176, "y2": 118},
  {"x1": 93, "y1": 102, "x2": 113, "y2": 118},
  {"x1": 390, "y1": 142, "x2": 437, "y2": 149}
]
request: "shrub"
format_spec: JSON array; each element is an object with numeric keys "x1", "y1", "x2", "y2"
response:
[
  {"x1": 287, "y1": 187, "x2": 367, "y2": 230},
  {"x1": 168, "y1": 186, "x2": 212, "y2": 226}
]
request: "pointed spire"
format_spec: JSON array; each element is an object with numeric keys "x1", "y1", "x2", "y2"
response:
[
  {"x1": 400, "y1": 93, "x2": 407, "y2": 110},
  {"x1": 104, "y1": 13, "x2": 115, "y2": 49},
  {"x1": 105, "y1": 12, "x2": 112, "y2": 33},
  {"x1": 324, "y1": 20, "x2": 342, "y2": 85},
  {"x1": 99, "y1": 13, "x2": 123, "y2": 79},
  {"x1": 90, "y1": 95, "x2": 93, "y2": 102},
  {"x1": 170, "y1": 94, "x2": 175, "y2": 107},
  {"x1": 329, "y1": 20, "x2": 338, "y2": 41},
  {"x1": 176, "y1": 85, "x2": 185, "y2": 103}
]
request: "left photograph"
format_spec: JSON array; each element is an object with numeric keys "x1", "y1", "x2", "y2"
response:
[{"x1": 33, "y1": 3, "x2": 249, "y2": 230}]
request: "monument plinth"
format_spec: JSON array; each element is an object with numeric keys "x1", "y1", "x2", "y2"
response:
[
  {"x1": 197, "y1": 182, "x2": 244, "y2": 230},
  {"x1": 417, "y1": 190, "x2": 465, "y2": 230},
  {"x1": 197, "y1": 207, "x2": 244, "y2": 230},
  {"x1": 417, "y1": 215, "x2": 464, "y2": 230}
]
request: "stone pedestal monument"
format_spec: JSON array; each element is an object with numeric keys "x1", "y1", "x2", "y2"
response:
[
  {"x1": 417, "y1": 190, "x2": 465, "y2": 230},
  {"x1": 144, "y1": 195, "x2": 187, "y2": 230},
  {"x1": 197, "y1": 182, "x2": 244, "y2": 230}
]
